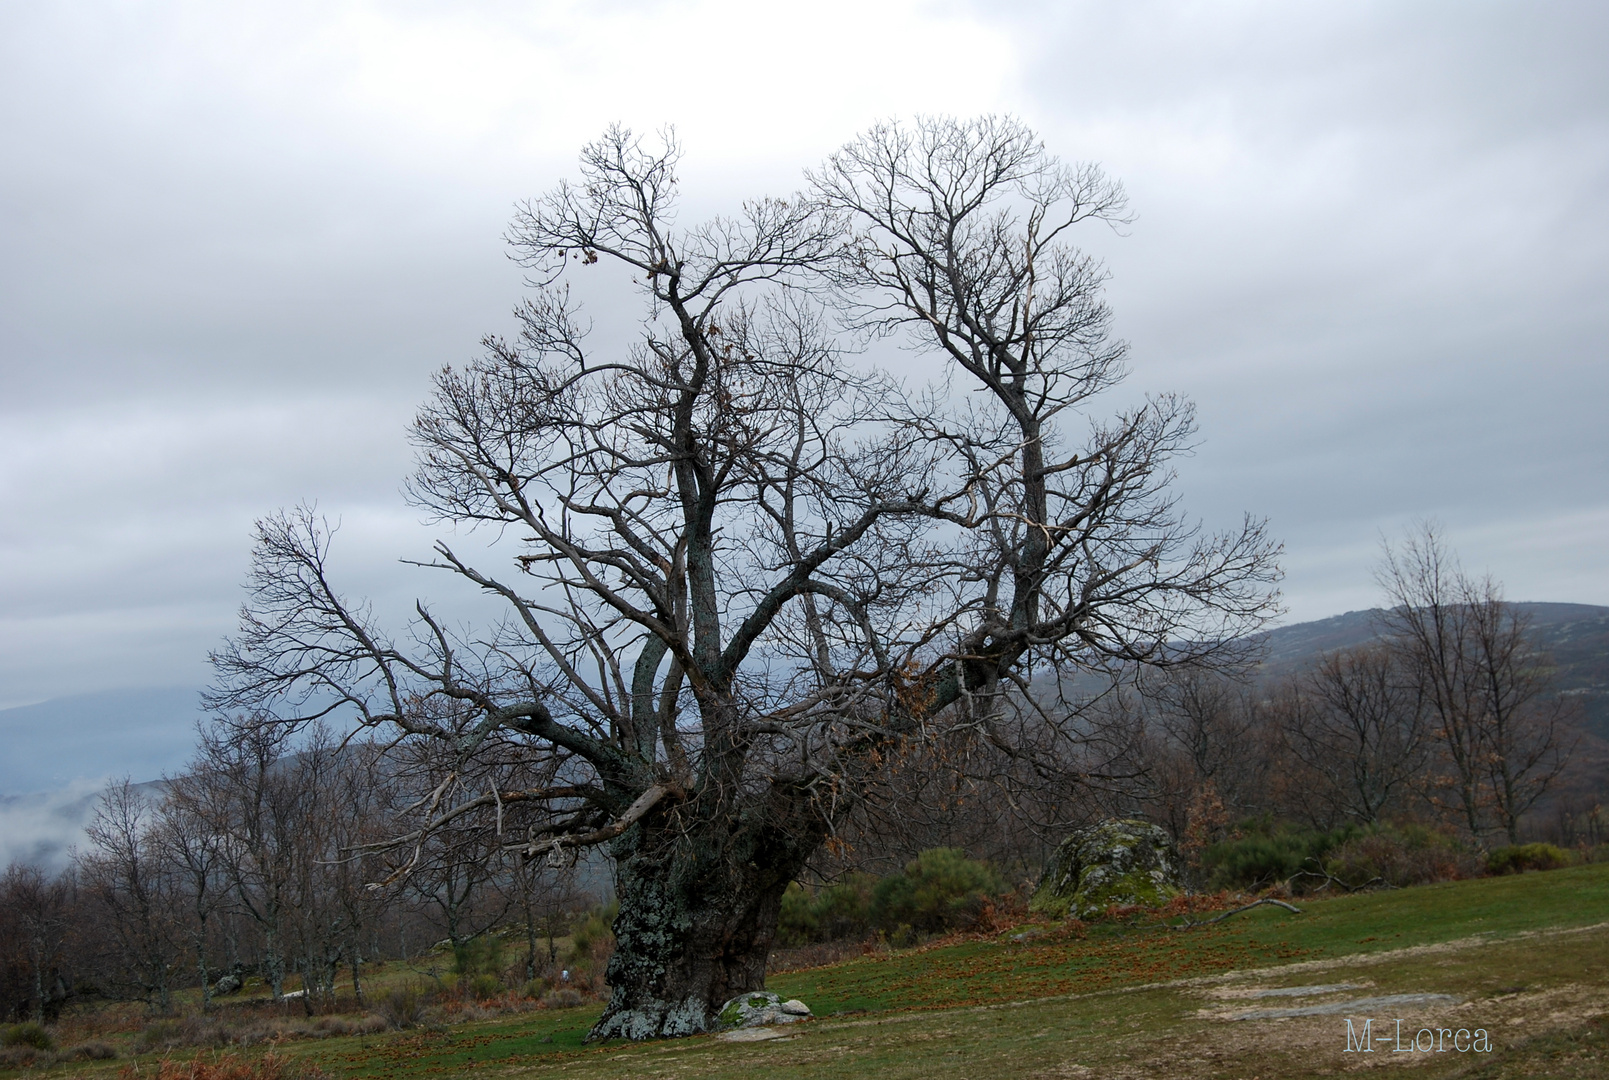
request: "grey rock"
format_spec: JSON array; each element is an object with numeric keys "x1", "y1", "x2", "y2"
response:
[
  {"x1": 1030, "y1": 818, "x2": 1183, "y2": 919},
  {"x1": 716, "y1": 1027, "x2": 794, "y2": 1042},
  {"x1": 1231, "y1": 993, "x2": 1462, "y2": 1020},
  {"x1": 718, "y1": 991, "x2": 812, "y2": 1029},
  {"x1": 1244, "y1": 983, "x2": 1363, "y2": 999},
  {"x1": 212, "y1": 974, "x2": 242, "y2": 995}
]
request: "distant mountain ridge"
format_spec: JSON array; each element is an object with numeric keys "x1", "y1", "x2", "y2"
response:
[
  {"x1": 1255, "y1": 602, "x2": 1609, "y2": 740},
  {"x1": 0, "y1": 686, "x2": 204, "y2": 795}
]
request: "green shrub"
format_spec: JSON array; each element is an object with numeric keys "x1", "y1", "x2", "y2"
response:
[
  {"x1": 467, "y1": 973, "x2": 504, "y2": 1000},
  {"x1": 543, "y1": 987, "x2": 584, "y2": 1009},
  {"x1": 452, "y1": 935, "x2": 505, "y2": 978},
  {"x1": 1204, "y1": 822, "x2": 1358, "y2": 890},
  {"x1": 64, "y1": 1040, "x2": 117, "y2": 1061},
  {"x1": 2, "y1": 1023, "x2": 55, "y2": 1051},
  {"x1": 571, "y1": 905, "x2": 615, "y2": 951},
  {"x1": 138, "y1": 1019, "x2": 183, "y2": 1052},
  {"x1": 1204, "y1": 819, "x2": 1492, "y2": 891},
  {"x1": 777, "y1": 882, "x2": 819, "y2": 946},
  {"x1": 814, "y1": 874, "x2": 876, "y2": 940},
  {"x1": 1487, "y1": 843, "x2": 1574, "y2": 875},
  {"x1": 378, "y1": 983, "x2": 427, "y2": 1030},
  {"x1": 568, "y1": 902, "x2": 617, "y2": 973},
  {"x1": 0, "y1": 1047, "x2": 44, "y2": 1069},
  {"x1": 1323, "y1": 823, "x2": 1479, "y2": 888},
  {"x1": 777, "y1": 874, "x2": 876, "y2": 946},
  {"x1": 870, "y1": 848, "x2": 1004, "y2": 937}
]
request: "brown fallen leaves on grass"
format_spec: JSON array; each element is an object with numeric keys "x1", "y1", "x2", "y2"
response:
[{"x1": 119, "y1": 1052, "x2": 328, "y2": 1080}]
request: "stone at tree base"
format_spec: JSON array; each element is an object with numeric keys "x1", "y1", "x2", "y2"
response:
[
  {"x1": 717, "y1": 1028, "x2": 795, "y2": 1042},
  {"x1": 212, "y1": 974, "x2": 242, "y2": 995},
  {"x1": 717, "y1": 991, "x2": 813, "y2": 1029},
  {"x1": 1030, "y1": 818, "x2": 1183, "y2": 919}
]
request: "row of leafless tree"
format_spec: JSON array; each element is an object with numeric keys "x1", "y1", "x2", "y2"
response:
[
  {"x1": 1145, "y1": 530, "x2": 1576, "y2": 850},
  {"x1": 830, "y1": 529, "x2": 1583, "y2": 882},
  {"x1": 0, "y1": 727, "x2": 591, "y2": 1023}
]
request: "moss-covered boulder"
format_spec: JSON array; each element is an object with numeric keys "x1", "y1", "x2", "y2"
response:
[
  {"x1": 1030, "y1": 819, "x2": 1183, "y2": 919},
  {"x1": 716, "y1": 991, "x2": 812, "y2": 1030}
]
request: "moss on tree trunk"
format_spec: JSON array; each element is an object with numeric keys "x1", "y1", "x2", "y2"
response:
[{"x1": 589, "y1": 788, "x2": 826, "y2": 1040}]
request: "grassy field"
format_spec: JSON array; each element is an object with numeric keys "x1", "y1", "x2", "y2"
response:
[{"x1": 16, "y1": 863, "x2": 1609, "y2": 1080}]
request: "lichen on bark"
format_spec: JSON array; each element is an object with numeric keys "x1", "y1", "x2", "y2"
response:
[{"x1": 587, "y1": 783, "x2": 827, "y2": 1040}]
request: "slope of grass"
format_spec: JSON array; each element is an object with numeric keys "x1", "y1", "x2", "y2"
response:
[
  {"x1": 768, "y1": 862, "x2": 1609, "y2": 1014},
  {"x1": 21, "y1": 862, "x2": 1609, "y2": 1080}
]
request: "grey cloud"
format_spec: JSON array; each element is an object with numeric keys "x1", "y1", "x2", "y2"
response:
[
  {"x1": 0, "y1": 785, "x2": 106, "y2": 871},
  {"x1": 0, "y1": 0, "x2": 1604, "y2": 722},
  {"x1": 989, "y1": 0, "x2": 1609, "y2": 618}
]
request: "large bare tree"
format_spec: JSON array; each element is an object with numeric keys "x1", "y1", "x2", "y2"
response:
[{"x1": 209, "y1": 117, "x2": 1280, "y2": 1039}]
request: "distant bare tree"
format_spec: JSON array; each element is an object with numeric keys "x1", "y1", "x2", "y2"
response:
[
  {"x1": 1461, "y1": 585, "x2": 1575, "y2": 844},
  {"x1": 80, "y1": 779, "x2": 183, "y2": 1013},
  {"x1": 1146, "y1": 667, "x2": 1273, "y2": 818},
  {"x1": 194, "y1": 727, "x2": 297, "y2": 1000},
  {"x1": 1380, "y1": 526, "x2": 1574, "y2": 844},
  {"x1": 279, "y1": 731, "x2": 357, "y2": 1013},
  {"x1": 159, "y1": 769, "x2": 232, "y2": 1010},
  {"x1": 1277, "y1": 645, "x2": 1431, "y2": 827},
  {"x1": 406, "y1": 827, "x2": 511, "y2": 964},
  {"x1": 378, "y1": 736, "x2": 541, "y2": 957},
  {"x1": 327, "y1": 743, "x2": 391, "y2": 1006},
  {"x1": 0, "y1": 864, "x2": 74, "y2": 1023},
  {"x1": 210, "y1": 117, "x2": 1280, "y2": 1039}
]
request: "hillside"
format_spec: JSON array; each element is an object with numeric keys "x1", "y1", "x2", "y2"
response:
[
  {"x1": 0, "y1": 686, "x2": 203, "y2": 795},
  {"x1": 29, "y1": 863, "x2": 1608, "y2": 1079},
  {"x1": 1257, "y1": 602, "x2": 1609, "y2": 740}
]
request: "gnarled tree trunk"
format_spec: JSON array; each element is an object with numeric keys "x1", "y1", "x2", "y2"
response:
[{"x1": 590, "y1": 787, "x2": 827, "y2": 1040}]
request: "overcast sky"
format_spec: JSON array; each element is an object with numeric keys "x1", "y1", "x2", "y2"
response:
[{"x1": 2, "y1": 0, "x2": 1606, "y2": 712}]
